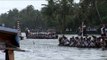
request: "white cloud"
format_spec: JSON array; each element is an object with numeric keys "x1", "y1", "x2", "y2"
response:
[
  {"x1": 74, "y1": 0, "x2": 80, "y2": 3},
  {"x1": 0, "y1": 0, "x2": 47, "y2": 14},
  {"x1": 0, "y1": 0, "x2": 80, "y2": 14}
]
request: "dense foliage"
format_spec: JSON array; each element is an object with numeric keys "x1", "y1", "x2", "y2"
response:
[
  {"x1": 0, "y1": 0, "x2": 107, "y2": 33},
  {"x1": 0, "y1": 5, "x2": 45, "y2": 31}
]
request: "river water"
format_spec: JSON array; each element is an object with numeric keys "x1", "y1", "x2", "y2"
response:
[{"x1": 0, "y1": 35, "x2": 107, "y2": 60}]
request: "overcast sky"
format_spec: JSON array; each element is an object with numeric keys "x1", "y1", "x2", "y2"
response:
[{"x1": 0, "y1": 0, "x2": 79, "y2": 14}]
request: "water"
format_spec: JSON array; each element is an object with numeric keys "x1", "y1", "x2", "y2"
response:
[{"x1": 0, "y1": 35, "x2": 107, "y2": 60}]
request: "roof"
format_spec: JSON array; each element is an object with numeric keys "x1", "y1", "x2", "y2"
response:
[
  {"x1": 0, "y1": 27, "x2": 18, "y2": 34},
  {"x1": 0, "y1": 27, "x2": 20, "y2": 47}
]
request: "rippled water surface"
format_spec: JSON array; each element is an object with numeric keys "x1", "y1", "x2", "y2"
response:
[{"x1": 0, "y1": 35, "x2": 107, "y2": 60}]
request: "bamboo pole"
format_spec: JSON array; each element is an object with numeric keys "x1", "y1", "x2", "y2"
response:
[
  {"x1": 95, "y1": 0, "x2": 102, "y2": 23},
  {"x1": 81, "y1": 22, "x2": 84, "y2": 37}
]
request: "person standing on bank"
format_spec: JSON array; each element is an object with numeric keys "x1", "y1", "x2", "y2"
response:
[
  {"x1": 78, "y1": 26, "x2": 82, "y2": 36},
  {"x1": 101, "y1": 24, "x2": 106, "y2": 37},
  {"x1": 100, "y1": 24, "x2": 106, "y2": 49},
  {"x1": 81, "y1": 22, "x2": 87, "y2": 36},
  {"x1": 25, "y1": 28, "x2": 30, "y2": 38}
]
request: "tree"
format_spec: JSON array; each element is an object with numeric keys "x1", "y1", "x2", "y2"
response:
[
  {"x1": 42, "y1": 0, "x2": 57, "y2": 28},
  {"x1": 0, "y1": 5, "x2": 45, "y2": 31},
  {"x1": 19, "y1": 5, "x2": 45, "y2": 31},
  {"x1": 0, "y1": 8, "x2": 19, "y2": 28},
  {"x1": 78, "y1": 0, "x2": 107, "y2": 26},
  {"x1": 42, "y1": 0, "x2": 73, "y2": 33}
]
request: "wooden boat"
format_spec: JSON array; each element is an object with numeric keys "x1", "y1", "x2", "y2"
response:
[
  {"x1": 26, "y1": 32, "x2": 58, "y2": 39},
  {"x1": 58, "y1": 36, "x2": 107, "y2": 49}
]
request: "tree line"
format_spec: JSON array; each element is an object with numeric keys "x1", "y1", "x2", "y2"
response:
[{"x1": 0, "y1": 0, "x2": 107, "y2": 34}]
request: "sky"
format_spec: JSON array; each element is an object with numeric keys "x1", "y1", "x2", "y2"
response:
[{"x1": 0, "y1": 0, "x2": 79, "y2": 14}]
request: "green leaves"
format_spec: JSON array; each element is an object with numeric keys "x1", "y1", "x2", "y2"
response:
[
  {"x1": 0, "y1": 0, "x2": 107, "y2": 33},
  {"x1": 0, "y1": 5, "x2": 45, "y2": 31}
]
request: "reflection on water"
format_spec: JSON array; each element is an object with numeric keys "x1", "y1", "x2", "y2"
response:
[
  {"x1": 18, "y1": 38, "x2": 107, "y2": 60},
  {"x1": 0, "y1": 34, "x2": 107, "y2": 60}
]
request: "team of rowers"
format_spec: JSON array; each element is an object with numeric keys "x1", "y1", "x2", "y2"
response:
[
  {"x1": 59, "y1": 24, "x2": 107, "y2": 49},
  {"x1": 25, "y1": 28, "x2": 58, "y2": 39},
  {"x1": 58, "y1": 35, "x2": 107, "y2": 48}
]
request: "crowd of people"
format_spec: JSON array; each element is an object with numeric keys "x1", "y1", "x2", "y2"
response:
[
  {"x1": 58, "y1": 35, "x2": 107, "y2": 48},
  {"x1": 25, "y1": 28, "x2": 58, "y2": 39}
]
